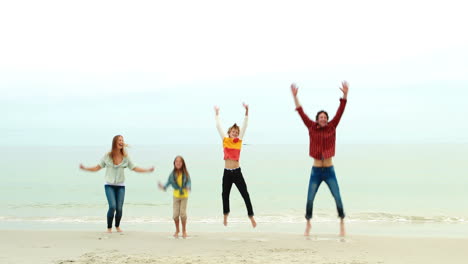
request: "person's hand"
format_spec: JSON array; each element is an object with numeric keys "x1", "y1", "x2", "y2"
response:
[
  {"x1": 291, "y1": 83, "x2": 298, "y2": 97},
  {"x1": 158, "y1": 182, "x2": 165, "y2": 191},
  {"x1": 214, "y1": 105, "x2": 220, "y2": 115},
  {"x1": 148, "y1": 167, "x2": 155, "y2": 173},
  {"x1": 242, "y1": 102, "x2": 249, "y2": 116},
  {"x1": 79, "y1": 164, "x2": 85, "y2": 170},
  {"x1": 340, "y1": 81, "x2": 349, "y2": 97}
]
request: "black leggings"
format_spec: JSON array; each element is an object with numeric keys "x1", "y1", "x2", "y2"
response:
[{"x1": 222, "y1": 168, "x2": 254, "y2": 216}]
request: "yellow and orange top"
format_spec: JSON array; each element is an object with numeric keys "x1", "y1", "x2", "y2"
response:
[{"x1": 216, "y1": 115, "x2": 248, "y2": 161}]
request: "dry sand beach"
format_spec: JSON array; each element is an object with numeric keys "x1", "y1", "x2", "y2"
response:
[{"x1": 1, "y1": 230, "x2": 467, "y2": 264}]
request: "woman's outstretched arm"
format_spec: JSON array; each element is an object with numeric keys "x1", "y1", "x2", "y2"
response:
[
  {"x1": 133, "y1": 167, "x2": 155, "y2": 173},
  {"x1": 79, "y1": 164, "x2": 102, "y2": 172}
]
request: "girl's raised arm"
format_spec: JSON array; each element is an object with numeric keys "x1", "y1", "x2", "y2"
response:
[
  {"x1": 239, "y1": 103, "x2": 249, "y2": 140},
  {"x1": 215, "y1": 106, "x2": 227, "y2": 139}
]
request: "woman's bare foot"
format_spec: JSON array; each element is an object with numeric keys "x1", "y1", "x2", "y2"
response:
[
  {"x1": 173, "y1": 230, "x2": 180, "y2": 238},
  {"x1": 182, "y1": 231, "x2": 187, "y2": 239},
  {"x1": 223, "y1": 214, "x2": 228, "y2": 226},
  {"x1": 304, "y1": 220, "x2": 311, "y2": 236},
  {"x1": 249, "y1": 216, "x2": 257, "y2": 228},
  {"x1": 339, "y1": 219, "x2": 346, "y2": 237},
  {"x1": 107, "y1": 228, "x2": 112, "y2": 233},
  {"x1": 115, "y1": 227, "x2": 123, "y2": 233}
]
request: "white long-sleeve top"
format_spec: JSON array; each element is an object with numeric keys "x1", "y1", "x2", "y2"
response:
[{"x1": 215, "y1": 115, "x2": 248, "y2": 140}]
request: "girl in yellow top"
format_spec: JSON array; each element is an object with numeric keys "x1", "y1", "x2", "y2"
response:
[{"x1": 159, "y1": 156, "x2": 191, "y2": 238}]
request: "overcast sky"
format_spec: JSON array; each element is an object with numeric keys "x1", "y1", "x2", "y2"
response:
[{"x1": 1, "y1": 0, "x2": 467, "y2": 146}]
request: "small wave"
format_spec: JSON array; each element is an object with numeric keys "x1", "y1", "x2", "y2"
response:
[
  {"x1": 6, "y1": 202, "x2": 167, "y2": 209},
  {"x1": 0, "y1": 212, "x2": 466, "y2": 224},
  {"x1": 348, "y1": 212, "x2": 467, "y2": 223}
]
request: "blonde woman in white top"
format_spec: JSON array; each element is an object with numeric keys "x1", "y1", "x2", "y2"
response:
[{"x1": 80, "y1": 135, "x2": 154, "y2": 233}]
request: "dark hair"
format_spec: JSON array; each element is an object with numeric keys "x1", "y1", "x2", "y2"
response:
[
  {"x1": 173, "y1": 155, "x2": 190, "y2": 181},
  {"x1": 315, "y1": 110, "x2": 329, "y2": 121}
]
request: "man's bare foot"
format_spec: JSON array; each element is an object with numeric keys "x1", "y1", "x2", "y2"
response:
[
  {"x1": 223, "y1": 214, "x2": 228, "y2": 226},
  {"x1": 249, "y1": 216, "x2": 257, "y2": 228},
  {"x1": 339, "y1": 219, "x2": 346, "y2": 237},
  {"x1": 116, "y1": 227, "x2": 123, "y2": 232},
  {"x1": 304, "y1": 220, "x2": 311, "y2": 236},
  {"x1": 182, "y1": 231, "x2": 187, "y2": 239},
  {"x1": 107, "y1": 228, "x2": 112, "y2": 233},
  {"x1": 173, "y1": 230, "x2": 180, "y2": 238}
]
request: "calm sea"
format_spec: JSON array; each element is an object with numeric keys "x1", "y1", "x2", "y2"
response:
[{"x1": 1, "y1": 144, "x2": 467, "y2": 237}]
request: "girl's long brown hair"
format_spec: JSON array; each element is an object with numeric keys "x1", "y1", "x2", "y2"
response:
[
  {"x1": 173, "y1": 155, "x2": 190, "y2": 181},
  {"x1": 108, "y1": 135, "x2": 127, "y2": 161}
]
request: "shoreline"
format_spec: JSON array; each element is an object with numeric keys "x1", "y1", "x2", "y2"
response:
[{"x1": 1, "y1": 220, "x2": 467, "y2": 239}]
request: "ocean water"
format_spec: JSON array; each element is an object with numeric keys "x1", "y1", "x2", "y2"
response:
[{"x1": 1, "y1": 144, "x2": 467, "y2": 237}]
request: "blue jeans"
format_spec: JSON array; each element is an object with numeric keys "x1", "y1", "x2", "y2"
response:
[
  {"x1": 104, "y1": 185, "x2": 125, "y2": 228},
  {"x1": 305, "y1": 166, "x2": 345, "y2": 219}
]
